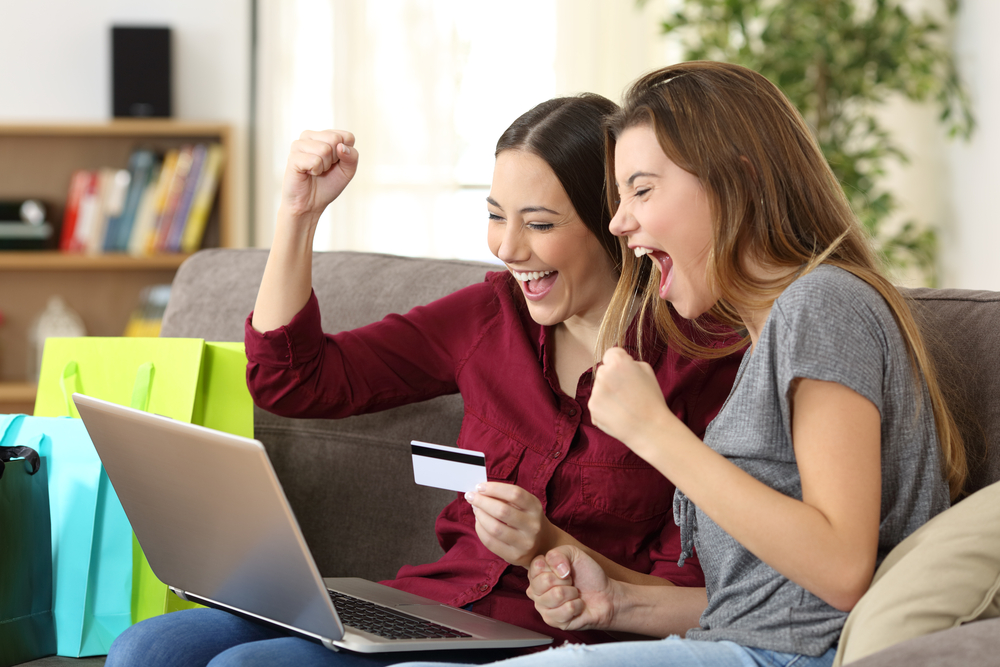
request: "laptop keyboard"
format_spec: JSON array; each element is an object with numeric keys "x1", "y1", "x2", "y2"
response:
[{"x1": 328, "y1": 590, "x2": 473, "y2": 641}]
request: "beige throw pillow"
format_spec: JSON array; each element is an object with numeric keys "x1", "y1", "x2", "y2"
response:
[{"x1": 833, "y1": 479, "x2": 1000, "y2": 665}]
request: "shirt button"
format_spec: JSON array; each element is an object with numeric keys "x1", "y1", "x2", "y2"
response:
[
  {"x1": 478, "y1": 583, "x2": 490, "y2": 592},
  {"x1": 568, "y1": 408, "x2": 577, "y2": 416},
  {"x1": 552, "y1": 451, "x2": 561, "y2": 459}
]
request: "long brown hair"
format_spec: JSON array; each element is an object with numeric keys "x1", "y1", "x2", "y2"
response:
[{"x1": 599, "y1": 61, "x2": 966, "y2": 499}]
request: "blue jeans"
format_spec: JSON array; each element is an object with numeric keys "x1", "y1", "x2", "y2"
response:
[
  {"x1": 104, "y1": 608, "x2": 517, "y2": 667},
  {"x1": 396, "y1": 636, "x2": 837, "y2": 667}
]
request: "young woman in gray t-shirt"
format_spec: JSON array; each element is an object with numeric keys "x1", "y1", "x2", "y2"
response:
[{"x1": 396, "y1": 62, "x2": 969, "y2": 667}]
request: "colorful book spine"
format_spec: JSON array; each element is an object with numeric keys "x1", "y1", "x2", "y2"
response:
[
  {"x1": 126, "y1": 162, "x2": 163, "y2": 256},
  {"x1": 87, "y1": 168, "x2": 129, "y2": 254},
  {"x1": 106, "y1": 149, "x2": 157, "y2": 252},
  {"x1": 151, "y1": 145, "x2": 194, "y2": 253},
  {"x1": 137, "y1": 148, "x2": 179, "y2": 255},
  {"x1": 165, "y1": 143, "x2": 208, "y2": 252},
  {"x1": 180, "y1": 143, "x2": 225, "y2": 254},
  {"x1": 59, "y1": 170, "x2": 92, "y2": 251},
  {"x1": 68, "y1": 171, "x2": 102, "y2": 253}
]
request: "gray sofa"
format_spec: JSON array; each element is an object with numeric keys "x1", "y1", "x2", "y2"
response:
[{"x1": 30, "y1": 247, "x2": 998, "y2": 666}]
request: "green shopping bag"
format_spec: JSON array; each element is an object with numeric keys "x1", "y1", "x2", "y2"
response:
[
  {"x1": 130, "y1": 341, "x2": 254, "y2": 621},
  {"x1": 0, "y1": 424, "x2": 57, "y2": 666},
  {"x1": 34, "y1": 338, "x2": 253, "y2": 628}
]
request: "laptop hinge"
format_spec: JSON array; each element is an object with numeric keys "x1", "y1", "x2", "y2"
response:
[{"x1": 172, "y1": 587, "x2": 340, "y2": 649}]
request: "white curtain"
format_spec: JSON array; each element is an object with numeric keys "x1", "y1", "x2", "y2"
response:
[{"x1": 254, "y1": 0, "x2": 678, "y2": 261}]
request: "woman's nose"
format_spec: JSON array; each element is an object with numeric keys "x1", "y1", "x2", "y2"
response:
[
  {"x1": 609, "y1": 201, "x2": 631, "y2": 237},
  {"x1": 496, "y1": 224, "x2": 529, "y2": 264}
]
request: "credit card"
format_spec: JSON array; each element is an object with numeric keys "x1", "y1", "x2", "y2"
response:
[{"x1": 410, "y1": 440, "x2": 486, "y2": 493}]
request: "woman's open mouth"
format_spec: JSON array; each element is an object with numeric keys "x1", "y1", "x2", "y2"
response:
[
  {"x1": 512, "y1": 269, "x2": 558, "y2": 300},
  {"x1": 634, "y1": 247, "x2": 673, "y2": 299}
]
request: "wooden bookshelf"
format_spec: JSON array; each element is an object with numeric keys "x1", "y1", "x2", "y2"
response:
[{"x1": 0, "y1": 121, "x2": 235, "y2": 413}]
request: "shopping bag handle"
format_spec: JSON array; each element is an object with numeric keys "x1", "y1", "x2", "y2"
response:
[
  {"x1": 0, "y1": 444, "x2": 41, "y2": 480},
  {"x1": 131, "y1": 361, "x2": 154, "y2": 411},
  {"x1": 58, "y1": 360, "x2": 156, "y2": 417},
  {"x1": 60, "y1": 361, "x2": 82, "y2": 418}
]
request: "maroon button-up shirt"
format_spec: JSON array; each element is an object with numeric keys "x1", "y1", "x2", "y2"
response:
[{"x1": 245, "y1": 271, "x2": 743, "y2": 646}]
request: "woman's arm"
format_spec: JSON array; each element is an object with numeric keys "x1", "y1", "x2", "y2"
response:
[
  {"x1": 466, "y1": 483, "x2": 678, "y2": 586},
  {"x1": 590, "y1": 347, "x2": 882, "y2": 612},
  {"x1": 251, "y1": 130, "x2": 358, "y2": 333},
  {"x1": 526, "y1": 546, "x2": 707, "y2": 637}
]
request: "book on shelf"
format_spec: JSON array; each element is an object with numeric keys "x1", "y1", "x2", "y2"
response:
[
  {"x1": 66, "y1": 170, "x2": 102, "y2": 252},
  {"x1": 181, "y1": 143, "x2": 225, "y2": 253},
  {"x1": 126, "y1": 161, "x2": 163, "y2": 256},
  {"x1": 104, "y1": 148, "x2": 157, "y2": 252},
  {"x1": 151, "y1": 144, "x2": 194, "y2": 253},
  {"x1": 133, "y1": 148, "x2": 179, "y2": 254},
  {"x1": 57, "y1": 142, "x2": 223, "y2": 256},
  {"x1": 88, "y1": 168, "x2": 131, "y2": 253},
  {"x1": 164, "y1": 142, "x2": 207, "y2": 252},
  {"x1": 59, "y1": 171, "x2": 92, "y2": 250}
]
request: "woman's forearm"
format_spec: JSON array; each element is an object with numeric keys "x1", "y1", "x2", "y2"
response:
[
  {"x1": 605, "y1": 580, "x2": 707, "y2": 637},
  {"x1": 251, "y1": 207, "x2": 319, "y2": 333},
  {"x1": 554, "y1": 531, "x2": 706, "y2": 634}
]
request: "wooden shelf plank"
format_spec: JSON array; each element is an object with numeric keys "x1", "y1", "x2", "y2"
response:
[
  {"x1": 0, "y1": 382, "x2": 36, "y2": 401},
  {"x1": 0, "y1": 120, "x2": 231, "y2": 138},
  {"x1": 0, "y1": 251, "x2": 189, "y2": 271}
]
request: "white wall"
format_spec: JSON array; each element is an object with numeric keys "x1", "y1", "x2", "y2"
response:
[
  {"x1": 945, "y1": 0, "x2": 1000, "y2": 290},
  {"x1": 0, "y1": 0, "x2": 251, "y2": 245}
]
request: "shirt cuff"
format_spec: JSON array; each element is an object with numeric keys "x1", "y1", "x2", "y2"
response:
[{"x1": 244, "y1": 290, "x2": 323, "y2": 367}]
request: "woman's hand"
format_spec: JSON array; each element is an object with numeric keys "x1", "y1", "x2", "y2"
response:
[
  {"x1": 466, "y1": 482, "x2": 561, "y2": 569},
  {"x1": 280, "y1": 130, "x2": 359, "y2": 223},
  {"x1": 251, "y1": 129, "x2": 358, "y2": 333},
  {"x1": 526, "y1": 546, "x2": 617, "y2": 632},
  {"x1": 589, "y1": 347, "x2": 679, "y2": 459}
]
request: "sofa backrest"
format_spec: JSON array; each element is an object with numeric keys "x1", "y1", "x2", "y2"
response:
[
  {"x1": 902, "y1": 288, "x2": 1000, "y2": 497},
  {"x1": 162, "y1": 249, "x2": 1000, "y2": 582}
]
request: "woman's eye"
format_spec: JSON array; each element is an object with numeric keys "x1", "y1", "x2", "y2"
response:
[
  {"x1": 527, "y1": 223, "x2": 554, "y2": 231},
  {"x1": 488, "y1": 213, "x2": 504, "y2": 222},
  {"x1": 634, "y1": 188, "x2": 650, "y2": 198}
]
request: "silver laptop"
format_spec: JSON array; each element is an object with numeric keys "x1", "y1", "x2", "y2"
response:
[{"x1": 72, "y1": 393, "x2": 551, "y2": 654}]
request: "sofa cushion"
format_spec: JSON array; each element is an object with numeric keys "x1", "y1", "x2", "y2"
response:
[
  {"x1": 834, "y1": 479, "x2": 1000, "y2": 665},
  {"x1": 844, "y1": 617, "x2": 1000, "y2": 667}
]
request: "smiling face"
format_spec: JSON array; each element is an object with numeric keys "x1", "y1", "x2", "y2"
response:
[
  {"x1": 609, "y1": 125, "x2": 717, "y2": 320},
  {"x1": 487, "y1": 150, "x2": 618, "y2": 329}
]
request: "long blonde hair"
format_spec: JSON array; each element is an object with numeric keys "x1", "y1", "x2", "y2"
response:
[{"x1": 599, "y1": 61, "x2": 967, "y2": 500}]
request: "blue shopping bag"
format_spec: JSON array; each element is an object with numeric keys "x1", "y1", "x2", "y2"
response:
[
  {"x1": 13, "y1": 412, "x2": 134, "y2": 657},
  {"x1": 0, "y1": 422, "x2": 57, "y2": 667}
]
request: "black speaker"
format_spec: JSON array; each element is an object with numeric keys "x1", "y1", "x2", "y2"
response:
[{"x1": 112, "y1": 26, "x2": 172, "y2": 118}]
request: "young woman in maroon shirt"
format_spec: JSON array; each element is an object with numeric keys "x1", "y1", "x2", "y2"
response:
[{"x1": 106, "y1": 95, "x2": 741, "y2": 666}]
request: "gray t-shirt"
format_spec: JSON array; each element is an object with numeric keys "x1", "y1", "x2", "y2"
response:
[{"x1": 681, "y1": 265, "x2": 949, "y2": 656}]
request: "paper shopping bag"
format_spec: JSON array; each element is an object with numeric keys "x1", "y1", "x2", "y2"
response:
[
  {"x1": 34, "y1": 337, "x2": 253, "y2": 626},
  {"x1": 34, "y1": 337, "x2": 206, "y2": 422},
  {"x1": 131, "y1": 341, "x2": 254, "y2": 620},
  {"x1": 0, "y1": 423, "x2": 57, "y2": 667},
  {"x1": 0, "y1": 412, "x2": 133, "y2": 657}
]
